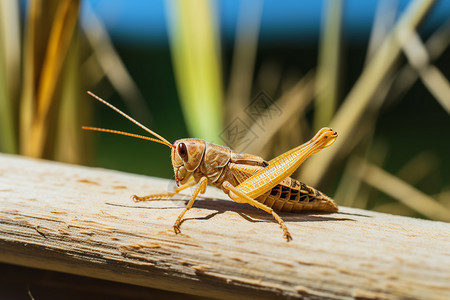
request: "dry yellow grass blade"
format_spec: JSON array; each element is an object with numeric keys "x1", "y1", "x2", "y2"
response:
[
  {"x1": 355, "y1": 158, "x2": 450, "y2": 222},
  {"x1": 226, "y1": 0, "x2": 263, "y2": 121},
  {"x1": 365, "y1": 0, "x2": 398, "y2": 63},
  {"x1": 81, "y1": 2, "x2": 151, "y2": 123},
  {"x1": 19, "y1": 0, "x2": 41, "y2": 153},
  {"x1": 395, "y1": 151, "x2": 438, "y2": 185},
  {"x1": 166, "y1": 0, "x2": 223, "y2": 142},
  {"x1": 300, "y1": 0, "x2": 436, "y2": 186},
  {"x1": 314, "y1": 0, "x2": 342, "y2": 131},
  {"x1": 276, "y1": 117, "x2": 306, "y2": 158},
  {"x1": 54, "y1": 31, "x2": 90, "y2": 164},
  {"x1": 0, "y1": 0, "x2": 20, "y2": 153},
  {"x1": 425, "y1": 20, "x2": 450, "y2": 58},
  {"x1": 333, "y1": 156, "x2": 365, "y2": 207},
  {"x1": 256, "y1": 60, "x2": 282, "y2": 98},
  {"x1": 320, "y1": 22, "x2": 450, "y2": 185},
  {"x1": 372, "y1": 202, "x2": 416, "y2": 216},
  {"x1": 398, "y1": 28, "x2": 450, "y2": 113},
  {"x1": 387, "y1": 20, "x2": 450, "y2": 105},
  {"x1": 20, "y1": 0, "x2": 80, "y2": 158},
  {"x1": 437, "y1": 188, "x2": 450, "y2": 209},
  {"x1": 419, "y1": 66, "x2": 450, "y2": 113},
  {"x1": 240, "y1": 71, "x2": 315, "y2": 155},
  {"x1": 334, "y1": 135, "x2": 388, "y2": 208}
]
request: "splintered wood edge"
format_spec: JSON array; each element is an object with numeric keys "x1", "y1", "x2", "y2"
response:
[{"x1": 1, "y1": 153, "x2": 449, "y2": 299}]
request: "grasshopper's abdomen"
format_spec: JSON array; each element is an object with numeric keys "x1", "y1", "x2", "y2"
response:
[{"x1": 256, "y1": 177, "x2": 338, "y2": 213}]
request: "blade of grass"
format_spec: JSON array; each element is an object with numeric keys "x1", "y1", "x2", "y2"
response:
[
  {"x1": 241, "y1": 71, "x2": 315, "y2": 155},
  {"x1": 21, "y1": 0, "x2": 80, "y2": 158},
  {"x1": 365, "y1": 0, "x2": 398, "y2": 64},
  {"x1": 395, "y1": 151, "x2": 438, "y2": 185},
  {"x1": 256, "y1": 59, "x2": 282, "y2": 98},
  {"x1": 334, "y1": 133, "x2": 389, "y2": 208},
  {"x1": 387, "y1": 19, "x2": 450, "y2": 106},
  {"x1": 314, "y1": 0, "x2": 342, "y2": 131},
  {"x1": 55, "y1": 29, "x2": 88, "y2": 164},
  {"x1": 301, "y1": 0, "x2": 436, "y2": 186},
  {"x1": 20, "y1": 0, "x2": 41, "y2": 155},
  {"x1": 436, "y1": 188, "x2": 450, "y2": 208},
  {"x1": 81, "y1": 2, "x2": 151, "y2": 123},
  {"x1": 398, "y1": 28, "x2": 450, "y2": 114},
  {"x1": 271, "y1": 117, "x2": 305, "y2": 164},
  {"x1": 355, "y1": 138, "x2": 390, "y2": 209},
  {"x1": 418, "y1": 66, "x2": 450, "y2": 113},
  {"x1": 356, "y1": 158, "x2": 450, "y2": 222},
  {"x1": 80, "y1": 53, "x2": 104, "y2": 88},
  {"x1": 166, "y1": 0, "x2": 223, "y2": 142},
  {"x1": 226, "y1": 0, "x2": 263, "y2": 122},
  {"x1": 0, "y1": 0, "x2": 20, "y2": 153},
  {"x1": 280, "y1": 68, "x2": 303, "y2": 93},
  {"x1": 334, "y1": 157, "x2": 364, "y2": 207},
  {"x1": 372, "y1": 202, "x2": 416, "y2": 216}
]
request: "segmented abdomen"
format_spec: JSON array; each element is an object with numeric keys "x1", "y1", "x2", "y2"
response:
[{"x1": 255, "y1": 177, "x2": 338, "y2": 213}]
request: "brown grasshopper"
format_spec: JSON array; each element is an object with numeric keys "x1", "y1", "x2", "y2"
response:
[{"x1": 83, "y1": 92, "x2": 338, "y2": 241}]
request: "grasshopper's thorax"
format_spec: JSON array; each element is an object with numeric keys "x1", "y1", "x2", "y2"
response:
[
  {"x1": 203, "y1": 145, "x2": 270, "y2": 187},
  {"x1": 196, "y1": 143, "x2": 270, "y2": 189},
  {"x1": 196, "y1": 142, "x2": 232, "y2": 185}
]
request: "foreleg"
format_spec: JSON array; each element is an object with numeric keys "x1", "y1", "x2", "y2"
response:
[{"x1": 173, "y1": 176, "x2": 208, "y2": 234}]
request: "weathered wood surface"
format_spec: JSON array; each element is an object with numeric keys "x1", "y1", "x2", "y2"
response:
[{"x1": 0, "y1": 153, "x2": 449, "y2": 299}]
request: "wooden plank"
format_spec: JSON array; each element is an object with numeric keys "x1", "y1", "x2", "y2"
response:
[{"x1": 0, "y1": 153, "x2": 449, "y2": 299}]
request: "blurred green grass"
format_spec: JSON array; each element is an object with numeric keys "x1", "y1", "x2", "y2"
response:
[{"x1": 91, "y1": 43, "x2": 450, "y2": 185}]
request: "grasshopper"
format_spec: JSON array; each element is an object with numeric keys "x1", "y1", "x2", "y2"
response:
[{"x1": 83, "y1": 92, "x2": 338, "y2": 241}]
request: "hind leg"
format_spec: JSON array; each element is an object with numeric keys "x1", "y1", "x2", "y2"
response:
[{"x1": 222, "y1": 181, "x2": 292, "y2": 242}]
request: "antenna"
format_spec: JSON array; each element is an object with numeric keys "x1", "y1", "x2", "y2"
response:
[
  {"x1": 82, "y1": 126, "x2": 174, "y2": 148},
  {"x1": 84, "y1": 92, "x2": 174, "y2": 148}
]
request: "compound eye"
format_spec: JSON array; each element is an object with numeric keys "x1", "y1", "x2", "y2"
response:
[{"x1": 178, "y1": 142, "x2": 188, "y2": 160}]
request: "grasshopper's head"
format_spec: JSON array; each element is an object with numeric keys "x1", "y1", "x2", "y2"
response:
[{"x1": 172, "y1": 138, "x2": 206, "y2": 186}]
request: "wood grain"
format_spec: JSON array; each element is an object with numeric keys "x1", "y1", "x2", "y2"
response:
[{"x1": 0, "y1": 153, "x2": 449, "y2": 299}]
